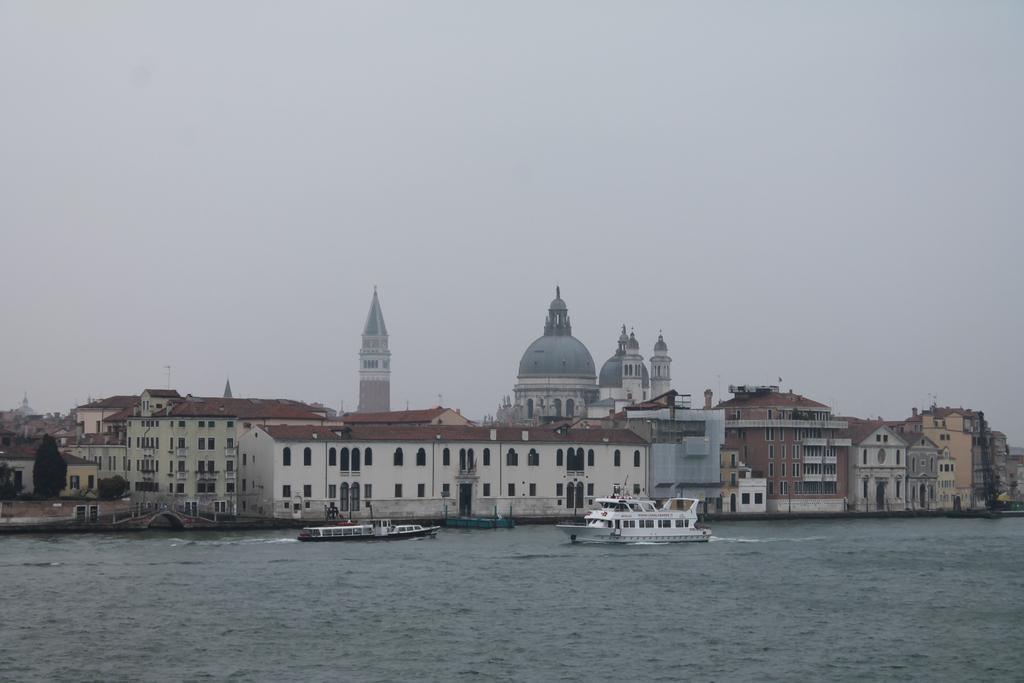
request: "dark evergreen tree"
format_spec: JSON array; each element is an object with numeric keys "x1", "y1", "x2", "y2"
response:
[
  {"x1": 33, "y1": 435, "x2": 66, "y2": 498},
  {"x1": 97, "y1": 476, "x2": 129, "y2": 500}
]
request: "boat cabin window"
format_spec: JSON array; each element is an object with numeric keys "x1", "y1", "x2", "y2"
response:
[{"x1": 628, "y1": 503, "x2": 640, "y2": 511}]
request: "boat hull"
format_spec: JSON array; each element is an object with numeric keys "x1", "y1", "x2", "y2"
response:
[
  {"x1": 556, "y1": 524, "x2": 711, "y2": 544},
  {"x1": 297, "y1": 526, "x2": 440, "y2": 542}
]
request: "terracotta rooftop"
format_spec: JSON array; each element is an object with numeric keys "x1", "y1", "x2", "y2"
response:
[
  {"x1": 843, "y1": 419, "x2": 907, "y2": 446},
  {"x1": 76, "y1": 395, "x2": 139, "y2": 410},
  {"x1": 150, "y1": 397, "x2": 327, "y2": 421},
  {"x1": 144, "y1": 389, "x2": 182, "y2": 398},
  {"x1": 259, "y1": 424, "x2": 647, "y2": 445},
  {"x1": 716, "y1": 390, "x2": 828, "y2": 410},
  {"x1": 102, "y1": 408, "x2": 133, "y2": 422},
  {"x1": 340, "y1": 407, "x2": 456, "y2": 425},
  {"x1": 61, "y1": 452, "x2": 95, "y2": 466}
]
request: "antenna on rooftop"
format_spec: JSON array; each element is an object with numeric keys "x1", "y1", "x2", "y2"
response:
[{"x1": 438, "y1": 393, "x2": 443, "y2": 407}]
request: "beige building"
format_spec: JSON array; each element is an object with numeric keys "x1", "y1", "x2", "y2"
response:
[
  {"x1": 60, "y1": 453, "x2": 98, "y2": 498},
  {"x1": 74, "y1": 395, "x2": 147, "y2": 436},
  {"x1": 892, "y1": 407, "x2": 978, "y2": 509},
  {"x1": 124, "y1": 389, "x2": 331, "y2": 516}
]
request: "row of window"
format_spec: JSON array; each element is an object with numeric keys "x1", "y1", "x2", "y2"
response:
[
  {"x1": 131, "y1": 420, "x2": 234, "y2": 428},
  {"x1": 281, "y1": 445, "x2": 643, "y2": 469}
]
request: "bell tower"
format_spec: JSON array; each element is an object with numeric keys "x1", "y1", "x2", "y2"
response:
[
  {"x1": 357, "y1": 287, "x2": 391, "y2": 412},
  {"x1": 650, "y1": 332, "x2": 672, "y2": 397}
]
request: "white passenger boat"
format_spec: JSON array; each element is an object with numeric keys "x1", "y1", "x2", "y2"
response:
[
  {"x1": 557, "y1": 490, "x2": 711, "y2": 544},
  {"x1": 297, "y1": 519, "x2": 440, "y2": 542}
]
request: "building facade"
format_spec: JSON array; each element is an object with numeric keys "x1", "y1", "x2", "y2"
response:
[
  {"x1": 904, "y1": 433, "x2": 939, "y2": 510},
  {"x1": 238, "y1": 424, "x2": 649, "y2": 520},
  {"x1": 718, "y1": 385, "x2": 850, "y2": 513},
  {"x1": 847, "y1": 421, "x2": 906, "y2": 512},
  {"x1": 358, "y1": 288, "x2": 391, "y2": 413}
]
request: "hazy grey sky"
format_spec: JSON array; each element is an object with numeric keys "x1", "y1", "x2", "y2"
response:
[{"x1": 2, "y1": 2, "x2": 1021, "y2": 441}]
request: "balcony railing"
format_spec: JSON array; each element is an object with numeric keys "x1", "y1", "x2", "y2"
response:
[
  {"x1": 196, "y1": 471, "x2": 218, "y2": 481},
  {"x1": 727, "y1": 419, "x2": 848, "y2": 430},
  {"x1": 142, "y1": 448, "x2": 156, "y2": 457},
  {"x1": 802, "y1": 438, "x2": 827, "y2": 447},
  {"x1": 224, "y1": 447, "x2": 238, "y2": 457},
  {"x1": 224, "y1": 470, "x2": 237, "y2": 481},
  {"x1": 176, "y1": 471, "x2": 187, "y2": 480},
  {"x1": 176, "y1": 448, "x2": 189, "y2": 458}
]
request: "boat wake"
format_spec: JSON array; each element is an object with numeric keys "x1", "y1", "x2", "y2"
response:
[{"x1": 710, "y1": 536, "x2": 827, "y2": 544}]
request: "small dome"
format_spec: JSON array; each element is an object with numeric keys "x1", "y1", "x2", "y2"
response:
[
  {"x1": 626, "y1": 331, "x2": 640, "y2": 351},
  {"x1": 654, "y1": 334, "x2": 668, "y2": 352},
  {"x1": 518, "y1": 335, "x2": 596, "y2": 379},
  {"x1": 599, "y1": 355, "x2": 623, "y2": 388}
]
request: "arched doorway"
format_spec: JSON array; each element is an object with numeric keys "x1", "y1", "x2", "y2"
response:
[
  {"x1": 919, "y1": 484, "x2": 926, "y2": 509},
  {"x1": 875, "y1": 482, "x2": 886, "y2": 511},
  {"x1": 730, "y1": 493, "x2": 737, "y2": 513},
  {"x1": 953, "y1": 496, "x2": 962, "y2": 511}
]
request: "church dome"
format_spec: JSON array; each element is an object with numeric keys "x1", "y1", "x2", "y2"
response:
[
  {"x1": 517, "y1": 288, "x2": 596, "y2": 380},
  {"x1": 519, "y1": 335, "x2": 596, "y2": 379},
  {"x1": 654, "y1": 333, "x2": 668, "y2": 352},
  {"x1": 599, "y1": 355, "x2": 623, "y2": 388}
]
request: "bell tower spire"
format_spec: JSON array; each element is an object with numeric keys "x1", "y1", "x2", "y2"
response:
[{"x1": 358, "y1": 287, "x2": 391, "y2": 412}]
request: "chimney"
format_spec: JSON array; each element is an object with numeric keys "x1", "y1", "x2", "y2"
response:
[
  {"x1": 489, "y1": 428, "x2": 497, "y2": 441},
  {"x1": 704, "y1": 389, "x2": 713, "y2": 410},
  {"x1": 912, "y1": 407, "x2": 918, "y2": 418}
]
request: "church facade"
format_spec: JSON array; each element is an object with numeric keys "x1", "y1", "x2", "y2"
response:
[{"x1": 503, "y1": 289, "x2": 672, "y2": 423}]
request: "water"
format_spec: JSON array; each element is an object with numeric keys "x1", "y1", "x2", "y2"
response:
[{"x1": 1, "y1": 518, "x2": 1022, "y2": 682}]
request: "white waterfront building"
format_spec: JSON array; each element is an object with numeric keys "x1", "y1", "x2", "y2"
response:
[
  {"x1": 848, "y1": 421, "x2": 907, "y2": 512},
  {"x1": 238, "y1": 424, "x2": 649, "y2": 521}
]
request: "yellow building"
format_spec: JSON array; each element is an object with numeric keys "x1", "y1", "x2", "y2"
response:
[
  {"x1": 893, "y1": 407, "x2": 978, "y2": 510},
  {"x1": 61, "y1": 453, "x2": 99, "y2": 498}
]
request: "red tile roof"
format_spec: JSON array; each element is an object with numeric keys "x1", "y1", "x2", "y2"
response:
[
  {"x1": 61, "y1": 452, "x2": 96, "y2": 466},
  {"x1": 153, "y1": 397, "x2": 326, "y2": 421},
  {"x1": 144, "y1": 389, "x2": 182, "y2": 398},
  {"x1": 716, "y1": 390, "x2": 828, "y2": 410},
  {"x1": 340, "y1": 407, "x2": 452, "y2": 425},
  {"x1": 102, "y1": 408, "x2": 133, "y2": 422},
  {"x1": 843, "y1": 419, "x2": 908, "y2": 446},
  {"x1": 260, "y1": 424, "x2": 647, "y2": 445},
  {"x1": 76, "y1": 395, "x2": 139, "y2": 410}
]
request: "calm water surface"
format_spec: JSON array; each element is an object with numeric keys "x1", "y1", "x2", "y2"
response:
[{"x1": 1, "y1": 518, "x2": 1022, "y2": 682}]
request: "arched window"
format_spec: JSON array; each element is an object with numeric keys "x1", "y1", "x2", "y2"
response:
[
  {"x1": 506, "y1": 448, "x2": 518, "y2": 466},
  {"x1": 553, "y1": 398, "x2": 562, "y2": 417},
  {"x1": 633, "y1": 450, "x2": 641, "y2": 467},
  {"x1": 877, "y1": 449, "x2": 885, "y2": 465},
  {"x1": 303, "y1": 447, "x2": 312, "y2": 466},
  {"x1": 896, "y1": 450, "x2": 901, "y2": 465},
  {"x1": 587, "y1": 449, "x2": 594, "y2": 467},
  {"x1": 526, "y1": 399, "x2": 534, "y2": 419},
  {"x1": 417, "y1": 448, "x2": 427, "y2": 467},
  {"x1": 566, "y1": 481, "x2": 575, "y2": 508},
  {"x1": 442, "y1": 448, "x2": 450, "y2": 466},
  {"x1": 459, "y1": 448, "x2": 466, "y2": 471},
  {"x1": 565, "y1": 399, "x2": 575, "y2": 417},
  {"x1": 467, "y1": 448, "x2": 475, "y2": 470},
  {"x1": 614, "y1": 449, "x2": 621, "y2": 466},
  {"x1": 350, "y1": 483, "x2": 360, "y2": 511},
  {"x1": 340, "y1": 448, "x2": 350, "y2": 471},
  {"x1": 556, "y1": 449, "x2": 564, "y2": 467},
  {"x1": 575, "y1": 482, "x2": 584, "y2": 508},
  {"x1": 930, "y1": 456, "x2": 935, "y2": 472},
  {"x1": 528, "y1": 449, "x2": 539, "y2": 466},
  {"x1": 282, "y1": 447, "x2": 291, "y2": 466},
  {"x1": 394, "y1": 448, "x2": 403, "y2": 466},
  {"x1": 912, "y1": 458, "x2": 917, "y2": 473},
  {"x1": 352, "y1": 448, "x2": 360, "y2": 471},
  {"x1": 339, "y1": 483, "x2": 349, "y2": 511},
  {"x1": 565, "y1": 448, "x2": 574, "y2": 471},
  {"x1": 328, "y1": 447, "x2": 337, "y2": 467},
  {"x1": 483, "y1": 448, "x2": 490, "y2": 466},
  {"x1": 364, "y1": 447, "x2": 372, "y2": 466},
  {"x1": 862, "y1": 448, "x2": 867, "y2": 465}
]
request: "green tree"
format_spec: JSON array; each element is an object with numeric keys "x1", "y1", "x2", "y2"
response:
[
  {"x1": 97, "y1": 476, "x2": 129, "y2": 501},
  {"x1": 32, "y1": 435, "x2": 66, "y2": 498},
  {"x1": 0, "y1": 462, "x2": 22, "y2": 499}
]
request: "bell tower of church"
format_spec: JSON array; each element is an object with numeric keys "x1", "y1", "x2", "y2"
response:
[
  {"x1": 650, "y1": 333, "x2": 672, "y2": 397},
  {"x1": 357, "y1": 288, "x2": 391, "y2": 413}
]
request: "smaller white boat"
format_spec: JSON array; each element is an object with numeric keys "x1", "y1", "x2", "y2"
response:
[
  {"x1": 298, "y1": 519, "x2": 440, "y2": 542},
  {"x1": 557, "y1": 488, "x2": 711, "y2": 544}
]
